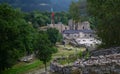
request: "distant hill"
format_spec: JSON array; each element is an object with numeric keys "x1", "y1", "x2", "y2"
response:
[
  {"x1": 0, "y1": 0, "x2": 51, "y2": 12},
  {"x1": 51, "y1": 0, "x2": 78, "y2": 12},
  {"x1": 0, "y1": 0, "x2": 78, "y2": 12}
]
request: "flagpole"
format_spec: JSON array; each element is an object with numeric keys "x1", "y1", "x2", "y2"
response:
[
  {"x1": 51, "y1": 7, "x2": 54, "y2": 25},
  {"x1": 51, "y1": 8, "x2": 53, "y2": 24}
]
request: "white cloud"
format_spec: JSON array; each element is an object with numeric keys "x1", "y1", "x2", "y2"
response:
[{"x1": 39, "y1": 3, "x2": 49, "y2": 6}]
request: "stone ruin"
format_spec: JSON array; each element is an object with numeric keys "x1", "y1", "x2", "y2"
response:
[{"x1": 50, "y1": 47, "x2": 120, "y2": 74}]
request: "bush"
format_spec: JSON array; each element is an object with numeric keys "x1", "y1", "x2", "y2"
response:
[
  {"x1": 51, "y1": 47, "x2": 58, "y2": 53},
  {"x1": 84, "y1": 52, "x2": 90, "y2": 60},
  {"x1": 78, "y1": 50, "x2": 83, "y2": 59}
]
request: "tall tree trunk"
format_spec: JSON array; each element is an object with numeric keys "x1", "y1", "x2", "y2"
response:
[
  {"x1": 44, "y1": 61, "x2": 47, "y2": 73},
  {"x1": 75, "y1": 23, "x2": 78, "y2": 30}
]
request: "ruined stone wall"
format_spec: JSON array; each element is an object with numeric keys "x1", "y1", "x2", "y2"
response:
[{"x1": 50, "y1": 47, "x2": 120, "y2": 74}]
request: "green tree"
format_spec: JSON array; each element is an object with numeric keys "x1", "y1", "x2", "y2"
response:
[
  {"x1": 88, "y1": 17, "x2": 97, "y2": 30},
  {"x1": 25, "y1": 11, "x2": 71, "y2": 26},
  {"x1": 18, "y1": 21, "x2": 38, "y2": 55},
  {"x1": 87, "y1": 0, "x2": 120, "y2": 48},
  {"x1": 69, "y1": 1, "x2": 80, "y2": 30},
  {"x1": 47, "y1": 28, "x2": 60, "y2": 45},
  {"x1": 54, "y1": 12, "x2": 70, "y2": 25},
  {"x1": 0, "y1": 4, "x2": 37, "y2": 71},
  {"x1": 24, "y1": 11, "x2": 51, "y2": 28},
  {"x1": 36, "y1": 31, "x2": 55, "y2": 72}
]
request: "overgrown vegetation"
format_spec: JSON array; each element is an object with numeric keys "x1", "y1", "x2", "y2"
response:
[
  {"x1": 0, "y1": 3, "x2": 62, "y2": 73},
  {"x1": 69, "y1": 1, "x2": 81, "y2": 30},
  {"x1": 47, "y1": 28, "x2": 62, "y2": 45},
  {"x1": 35, "y1": 31, "x2": 58, "y2": 72},
  {"x1": 87, "y1": 0, "x2": 120, "y2": 48},
  {"x1": 24, "y1": 11, "x2": 71, "y2": 28},
  {"x1": 0, "y1": 4, "x2": 37, "y2": 71},
  {"x1": 58, "y1": 55, "x2": 77, "y2": 65},
  {"x1": 1, "y1": 60, "x2": 43, "y2": 74},
  {"x1": 53, "y1": 45, "x2": 85, "y2": 65},
  {"x1": 78, "y1": 50, "x2": 83, "y2": 59}
]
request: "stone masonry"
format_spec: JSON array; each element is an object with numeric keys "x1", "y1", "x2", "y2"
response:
[{"x1": 50, "y1": 47, "x2": 120, "y2": 74}]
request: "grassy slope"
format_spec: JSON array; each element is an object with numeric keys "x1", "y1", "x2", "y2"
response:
[
  {"x1": 53, "y1": 45, "x2": 85, "y2": 57},
  {"x1": 53, "y1": 45, "x2": 85, "y2": 65},
  {"x1": 2, "y1": 60, "x2": 43, "y2": 74},
  {"x1": 2, "y1": 45, "x2": 85, "y2": 74}
]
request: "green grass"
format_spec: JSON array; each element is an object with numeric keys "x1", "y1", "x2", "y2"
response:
[
  {"x1": 53, "y1": 45, "x2": 85, "y2": 65},
  {"x1": 53, "y1": 45, "x2": 85, "y2": 57},
  {"x1": 2, "y1": 60, "x2": 43, "y2": 74},
  {"x1": 2, "y1": 45, "x2": 85, "y2": 74},
  {"x1": 58, "y1": 58, "x2": 76, "y2": 65}
]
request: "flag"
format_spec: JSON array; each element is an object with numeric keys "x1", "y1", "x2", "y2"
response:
[
  {"x1": 51, "y1": 12, "x2": 54, "y2": 19},
  {"x1": 51, "y1": 8, "x2": 54, "y2": 19}
]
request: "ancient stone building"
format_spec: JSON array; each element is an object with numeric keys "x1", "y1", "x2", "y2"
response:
[
  {"x1": 48, "y1": 22, "x2": 69, "y2": 33},
  {"x1": 68, "y1": 19, "x2": 91, "y2": 30}
]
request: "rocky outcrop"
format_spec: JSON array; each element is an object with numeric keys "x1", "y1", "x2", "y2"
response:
[
  {"x1": 90, "y1": 47, "x2": 120, "y2": 56},
  {"x1": 74, "y1": 47, "x2": 120, "y2": 74},
  {"x1": 19, "y1": 54, "x2": 35, "y2": 62},
  {"x1": 74, "y1": 53, "x2": 120, "y2": 74}
]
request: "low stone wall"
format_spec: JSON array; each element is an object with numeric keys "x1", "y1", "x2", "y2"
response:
[
  {"x1": 75, "y1": 53, "x2": 120, "y2": 74},
  {"x1": 19, "y1": 54, "x2": 35, "y2": 62},
  {"x1": 90, "y1": 47, "x2": 120, "y2": 56},
  {"x1": 50, "y1": 63, "x2": 73, "y2": 74},
  {"x1": 50, "y1": 47, "x2": 120, "y2": 74},
  {"x1": 50, "y1": 57, "x2": 74, "y2": 74}
]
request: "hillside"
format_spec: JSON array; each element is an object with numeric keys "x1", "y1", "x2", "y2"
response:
[
  {"x1": 0, "y1": 0, "x2": 78, "y2": 12},
  {"x1": 0, "y1": 0, "x2": 51, "y2": 12}
]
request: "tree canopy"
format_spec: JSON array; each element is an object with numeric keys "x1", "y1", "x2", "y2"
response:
[
  {"x1": 47, "y1": 28, "x2": 61, "y2": 45},
  {"x1": 25, "y1": 11, "x2": 70, "y2": 28},
  {"x1": 69, "y1": 1, "x2": 81, "y2": 30},
  {"x1": 0, "y1": 4, "x2": 37, "y2": 71},
  {"x1": 69, "y1": 1, "x2": 80, "y2": 23},
  {"x1": 87, "y1": 0, "x2": 120, "y2": 48},
  {"x1": 35, "y1": 31, "x2": 57, "y2": 72}
]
